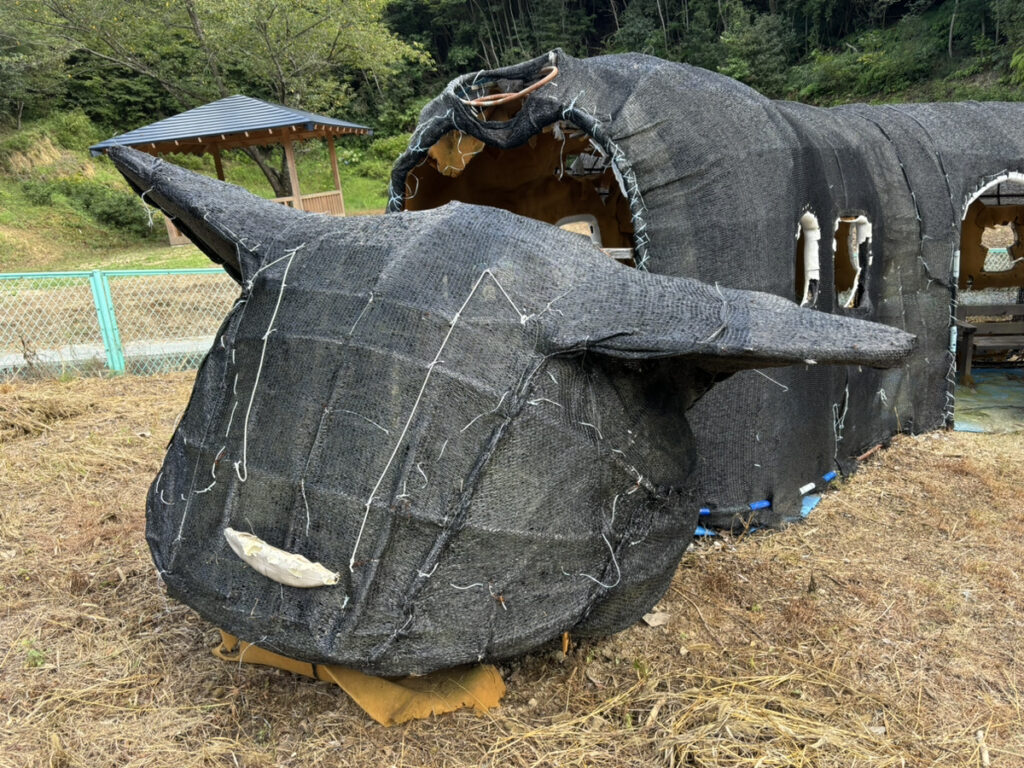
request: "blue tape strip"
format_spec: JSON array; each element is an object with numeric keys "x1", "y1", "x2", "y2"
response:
[
  {"x1": 822, "y1": 471, "x2": 838, "y2": 482},
  {"x1": 749, "y1": 499, "x2": 771, "y2": 511},
  {"x1": 694, "y1": 525, "x2": 716, "y2": 537}
]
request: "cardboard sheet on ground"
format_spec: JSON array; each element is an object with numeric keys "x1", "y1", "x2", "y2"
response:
[{"x1": 213, "y1": 631, "x2": 505, "y2": 725}]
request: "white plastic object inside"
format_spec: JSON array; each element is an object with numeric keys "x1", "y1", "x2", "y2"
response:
[
  {"x1": 556, "y1": 214, "x2": 603, "y2": 245},
  {"x1": 223, "y1": 527, "x2": 341, "y2": 588},
  {"x1": 797, "y1": 211, "x2": 821, "y2": 306}
]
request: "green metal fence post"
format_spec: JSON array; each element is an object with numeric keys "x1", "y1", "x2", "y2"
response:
[
  {"x1": 101, "y1": 272, "x2": 126, "y2": 372},
  {"x1": 89, "y1": 270, "x2": 125, "y2": 373}
]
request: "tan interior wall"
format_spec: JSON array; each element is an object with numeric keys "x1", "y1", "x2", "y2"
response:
[
  {"x1": 404, "y1": 129, "x2": 635, "y2": 249},
  {"x1": 834, "y1": 220, "x2": 858, "y2": 296},
  {"x1": 959, "y1": 201, "x2": 1024, "y2": 290}
]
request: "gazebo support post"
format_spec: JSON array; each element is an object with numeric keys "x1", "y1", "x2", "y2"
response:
[
  {"x1": 283, "y1": 139, "x2": 304, "y2": 210},
  {"x1": 212, "y1": 146, "x2": 226, "y2": 181},
  {"x1": 327, "y1": 135, "x2": 346, "y2": 216}
]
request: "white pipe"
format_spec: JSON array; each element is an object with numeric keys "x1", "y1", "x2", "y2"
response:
[{"x1": 798, "y1": 211, "x2": 821, "y2": 304}]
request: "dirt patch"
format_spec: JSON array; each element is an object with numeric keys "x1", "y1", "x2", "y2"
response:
[
  {"x1": 1, "y1": 374, "x2": 1022, "y2": 767},
  {"x1": 0, "y1": 225, "x2": 58, "y2": 269}
]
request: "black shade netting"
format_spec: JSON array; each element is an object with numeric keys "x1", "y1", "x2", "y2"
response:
[
  {"x1": 111, "y1": 147, "x2": 911, "y2": 675},
  {"x1": 389, "y1": 50, "x2": 1024, "y2": 528}
]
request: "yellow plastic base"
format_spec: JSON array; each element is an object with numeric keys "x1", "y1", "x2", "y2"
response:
[{"x1": 213, "y1": 630, "x2": 506, "y2": 726}]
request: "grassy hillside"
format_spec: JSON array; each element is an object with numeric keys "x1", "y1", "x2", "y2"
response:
[
  {"x1": 2, "y1": 24, "x2": 1022, "y2": 278},
  {"x1": 0, "y1": 113, "x2": 400, "y2": 273}
]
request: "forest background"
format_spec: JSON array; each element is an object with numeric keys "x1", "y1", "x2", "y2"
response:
[{"x1": 1, "y1": 0, "x2": 1023, "y2": 270}]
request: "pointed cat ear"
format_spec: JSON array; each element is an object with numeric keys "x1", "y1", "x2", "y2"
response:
[
  {"x1": 108, "y1": 146, "x2": 301, "y2": 284},
  {"x1": 539, "y1": 267, "x2": 914, "y2": 370}
]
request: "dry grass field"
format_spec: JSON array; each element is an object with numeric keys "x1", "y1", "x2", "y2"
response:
[{"x1": 2, "y1": 373, "x2": 1023, "y2": 767}]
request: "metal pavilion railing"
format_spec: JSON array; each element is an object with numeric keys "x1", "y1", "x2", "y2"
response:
[{"x1": 0, "y1": 268, "x2": 239, "y2": 380}]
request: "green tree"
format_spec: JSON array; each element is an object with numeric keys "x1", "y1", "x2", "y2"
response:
[
  {"x1": 991, "y1": 0, "x2": 1024, "y2": 82},
  {"x1": 16, "y1": 0, "x2": 425, "y2": 194},
  {"x1": 0, "y1": 8, "x2": 69, "y2": 128},
  {"x1": 61, "y1": 53, "x2": 184, "y2": 130},
  {"x1": 719, "y1": 12, "x2": 796, "y2": 96}
]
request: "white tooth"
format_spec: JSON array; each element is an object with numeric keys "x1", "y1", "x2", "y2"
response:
[{"x1": 223, "y1": 527, "x2": 340, "y2": 588}]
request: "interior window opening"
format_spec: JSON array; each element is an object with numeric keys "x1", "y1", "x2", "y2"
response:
[
  {"x1": 833, "y1": 215, "x2": 872, "y2": 309},
  {"x1": 403, "y1": 120, "x2": 637, "y2": 267},
  {"x1": 954, "y1": 177, "x2": 1024, "y2": 403},
  {"x1": 795, "y1": 211, "x2": 821, "y2": 307},
  {"x1": 960, "y1": 178, "x2": 1024, "y2": 302}
]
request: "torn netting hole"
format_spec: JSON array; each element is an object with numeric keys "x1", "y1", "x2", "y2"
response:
[
  {"x1": 795, "y1": 210, "x2": 821, "y2": 307},
  {"x1": 834, "y1": 215, "x2": 872, "y2": 309},
  {"x1": 388, "y1": 96, "x2": 652, "y2": 270}
]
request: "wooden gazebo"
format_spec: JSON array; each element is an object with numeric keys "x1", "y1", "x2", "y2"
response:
[{"x1": 90, "y1": 95, "x2": 371, "y2": 244}]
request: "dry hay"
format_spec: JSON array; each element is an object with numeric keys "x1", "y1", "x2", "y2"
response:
[
  {"x1": 1, "y1": 374, "x2": 1023, "y2": 768},
  {"x1": 3, "y1": 136, "x2": 63, "y2": 176}
]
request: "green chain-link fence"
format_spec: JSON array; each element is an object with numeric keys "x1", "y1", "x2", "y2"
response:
[{"x1": 1, "y1": 268, "x2": 239, "y2": 380}]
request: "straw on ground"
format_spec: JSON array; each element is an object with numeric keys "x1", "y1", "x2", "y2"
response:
[{"x1": 1, "y1": 373, "x2": 1022, "y2": 767}]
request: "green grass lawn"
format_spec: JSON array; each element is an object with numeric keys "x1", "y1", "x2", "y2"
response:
[{"x1": 63, "y1": 241, "x2": 211, "y2": 271}]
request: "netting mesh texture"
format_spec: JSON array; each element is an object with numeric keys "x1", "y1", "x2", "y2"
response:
[
  {"x1": 111, "y1": 146, "x2": 911, "y2": 674},
  {"x1": 389, "y1": 50, "x2": 1024, "y2": 529}
]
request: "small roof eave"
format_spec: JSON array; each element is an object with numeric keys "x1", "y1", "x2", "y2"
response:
[{"x1": 89, "y1": 94, "x2": 371, "y2": 156}]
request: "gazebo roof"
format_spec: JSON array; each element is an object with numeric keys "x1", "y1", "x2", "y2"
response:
[{"x1": 89, "y1": 95, "x2": 372, "y2": 156}]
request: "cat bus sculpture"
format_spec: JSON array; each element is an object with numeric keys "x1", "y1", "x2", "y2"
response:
[
  {"x1": 110, "y1": 146, "x2": 911, "y2": 675},
  {"x1": 390, "y1": 50, "x2": 1024, "y2": 529}
]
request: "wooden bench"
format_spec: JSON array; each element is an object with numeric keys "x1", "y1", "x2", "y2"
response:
[{"x1": 955, "y1": 303, "x2": 1024, "y2": 382}]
